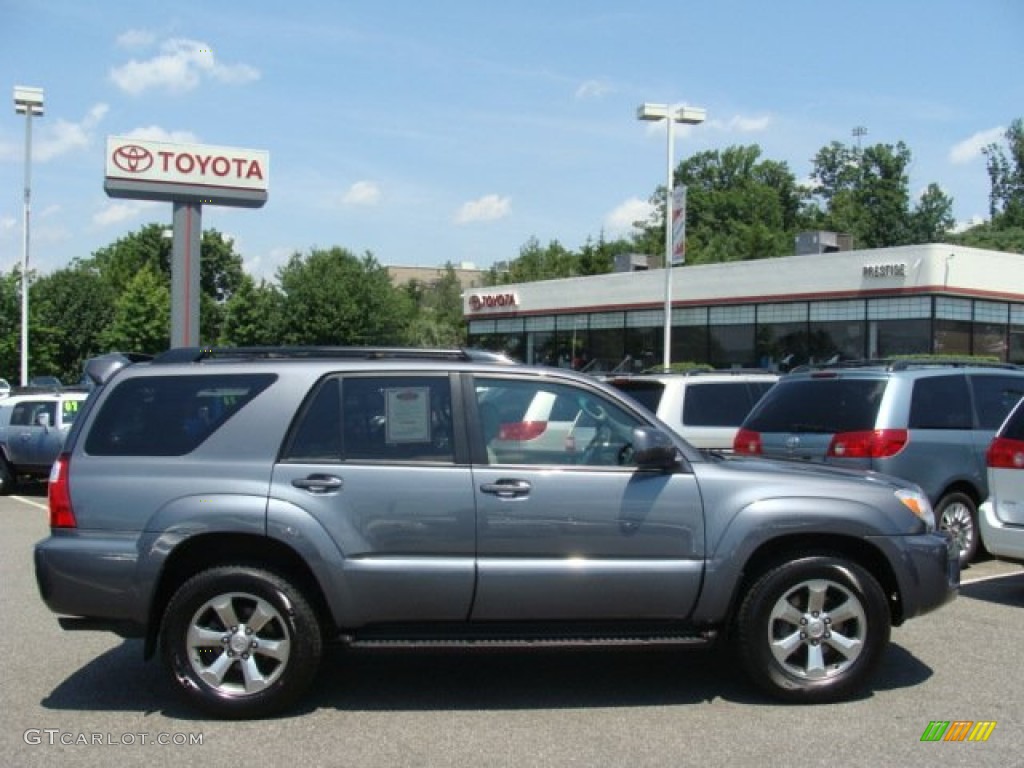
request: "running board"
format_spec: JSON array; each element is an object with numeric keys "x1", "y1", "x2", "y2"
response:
[{"x1": 343, "y1": 631, "x2": 717, "y2": 650}]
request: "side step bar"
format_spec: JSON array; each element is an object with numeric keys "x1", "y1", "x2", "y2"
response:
[{"x1": 342, "y1": 631, "x2": 717, "y2": 650}]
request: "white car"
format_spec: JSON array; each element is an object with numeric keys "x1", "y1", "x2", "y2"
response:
[
  {"x1": 604, "y1": 369, "x2": 779, "y2": 451},
  {"x1": 980, "y1": 396, "x2": 1024, "y2": 563},
  {"x1": 0, "y1": 378, "x2": 10, "y2": 399}
]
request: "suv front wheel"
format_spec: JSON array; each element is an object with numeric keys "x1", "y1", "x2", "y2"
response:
[
  {"x1": 735, "y1": 556, "x2": 890, "y2": 703},
  {"x1": 934, "y1": 492, "x2": 978, "y2": 568},
  {"x1": 161, "y1": 566, "x2": 323, "y2": 719}
]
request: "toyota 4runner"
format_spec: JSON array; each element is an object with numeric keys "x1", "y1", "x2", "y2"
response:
[{"x1": 35, "y1": 347, "x2": 958, "y2": 718}]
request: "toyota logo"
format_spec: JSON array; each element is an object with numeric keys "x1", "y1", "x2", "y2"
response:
[{"x1": 112, "y1": 144, "x2": 154, "y2": 173}]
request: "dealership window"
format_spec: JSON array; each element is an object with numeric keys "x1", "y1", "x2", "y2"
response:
[
  {"x1": 809, "y1": 300, "x2": 866, "y2": 362},
  {"x1": 973, "y1": 301, "x2": 1009, "y2": 359},
  {"x1": 1010, "y1": 305, "x2": 1024, "y2": 364},
  {"x1": 934, "y1": 297, "x2": 973, "y2": 356},
  {"x1": 868, "y1": 297, "x2": 931, "y2": 357},
  {"x1": 709, "y1": 305, "x2": 755, "y2": 368},
  {"x1": 672, "y1": 307, "x2": 709, "y2": 365},
  {"x1": 588, "y1": 312, "x2": 626, "y2": 372},
  {"x1": 756, "y1": 303, "x2": 809, "y2": 369}
]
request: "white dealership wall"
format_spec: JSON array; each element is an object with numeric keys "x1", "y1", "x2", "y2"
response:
[{"x1": 464, "y1": 244, "x2": 1024, "y2": 317}]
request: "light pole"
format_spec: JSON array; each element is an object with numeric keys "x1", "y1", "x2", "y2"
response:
[
  {"x1": 637, "y1": 102, "x2": 705, "y2": 371},
  {"x1": 14, "y1": 86, "x2": 43, "y2": 387}
]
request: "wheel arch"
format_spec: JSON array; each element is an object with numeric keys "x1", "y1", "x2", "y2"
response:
[
  {"x1": 723, "y1": 534, "x2": 903, "y2": 636},
  {"x1": 144, "y1": 532, "x2": 334, "y2": 659}
]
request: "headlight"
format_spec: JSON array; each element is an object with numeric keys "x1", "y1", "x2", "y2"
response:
[{"x1": 895, "y1": 488, "x2": 934, "y2": 530}]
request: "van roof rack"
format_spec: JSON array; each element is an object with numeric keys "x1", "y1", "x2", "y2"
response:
[
  {"x1": 790, "y1": 357, "x2": 1021, "y2": 373},
  {"x1": 151, "y1": 346, "x2": 519, "y2": 365}
]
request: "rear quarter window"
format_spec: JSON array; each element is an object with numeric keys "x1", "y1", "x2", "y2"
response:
[
  {"x1": 908, "y1": 375, "x2": 971, "y2": 430},
  {"x1": 606, "y1": 381, "x2": 665, "y2": 414},
  {"x1": 682, "y1": 382, "x2": 764, "y2": 427},
  {"x1": 969, "y1": 374, "x2": 1024, "y2": 430},
  {"x1": 84, "y1": 374, "x2": 276, "y2": 456}
]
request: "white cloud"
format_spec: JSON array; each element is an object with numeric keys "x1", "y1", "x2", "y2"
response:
[
  {"x1": 454, "y1": 194, "x2": 510, "y2": 224},
  {"x1": 110, "y1": 38, "x2": 260, "y2": 95},
  {"x1": 122, "y1": 125, "x2": 200, "y2": 144},
  {"x1": 342, "y1": 181, "x2": 381, "y2": 206},
  {"x1": 116, "y1": 29, "x2": 156, "y2": 49},
  {"x1": 604, "y1": 197, "x2": 653, "y2": 235},
  {"x1": 1, "y1": 215, "x2": 17, "y2": 233},
  {"x1": 93, "y1": 200, "x2": 160, "y2": 227},
  {"x1": 952, "y1": 214, "x2": 987, "y2": 233},
  {"x1": 575, "y1": 80, "x2": 613, "y2": 100},
  {"x1": 34, "y1": 103, "x2": 109, "y2": 162},
  {"x1": 949, "y1": 127, "x2": 1004, "y2": 165},
  {"x1": 711, "y1": 114, "x2": 773, "y2": 133}
]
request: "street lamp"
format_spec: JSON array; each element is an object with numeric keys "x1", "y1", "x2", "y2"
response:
[
  {"x1": 637, "y1": 102, "x2": 705, "y2": 370},
  {"x1": 14, "y1": 85, "x2": 43, "y2": 387}
]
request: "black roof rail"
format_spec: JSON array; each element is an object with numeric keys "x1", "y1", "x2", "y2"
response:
[
  {"x1": 789, "y1": 356, "x2": 1022, "y2": 374},
  {"x1": 150, "y1": 346, "x2": 520, "y2": 365}
]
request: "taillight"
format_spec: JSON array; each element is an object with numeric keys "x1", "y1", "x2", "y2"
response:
[
  {"x1": 987, "y1": 436, "x2": 1024, "y2": 469},
  {"x1": 48, "y1": 453, "x2": 77, "y2": 528},
  {"x1": 827, "y1": 429, "x2": 908, "y2": 459},
  {"x1": 498, "y1": 421, "x2": 548, "y2": 441},
  {"x1": 733, "y1": 428, "x2": 762, "y2": 455}
]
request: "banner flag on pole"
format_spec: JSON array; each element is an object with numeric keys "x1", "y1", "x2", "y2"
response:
[{"x1": 671, "y1": 184, "x2": 687, "y2": 264}]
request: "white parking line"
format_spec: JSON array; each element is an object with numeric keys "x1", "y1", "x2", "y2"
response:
[
  {"x1": 11, "y1": 495, "x2": 48, "y2": 512},
  {"x1": 961, "y1": 569, "x2": 1024, "y2": 586}
]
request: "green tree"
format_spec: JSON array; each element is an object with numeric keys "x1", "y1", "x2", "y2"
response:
[
  {"x1": 910, "y1": 183, "x2": 956, "y2": 244},
  {"x1": 403, "y1": 263, "x2": 467, "y2": 346},
  {"x1": 277, "y1": 247, "x2": 413, "y2": 345},
  {"x1": 984, "y1": 118, "x2": 1024, "y2": 226},
  {"x1": 219, "y1": 274, "x2": 285, "y2": 346},
  {"x1": 100, "y1": 264, "x2": 171, "y2": 354},
  {"x1": 635, "y1": 145, "x2": 806, "y2": 264},
  {"x1": 30, "y1": 260, "x2": 117, "y2": 382},
  {"x1": 498, "y1": 237, "x2": 579, "y2": 283},
  {"x1": 0, "y1": 270, "x2": 20, "y2": 380},
  {"x1": 90, "y1": 223, "x2": 245, "y2": 343}
]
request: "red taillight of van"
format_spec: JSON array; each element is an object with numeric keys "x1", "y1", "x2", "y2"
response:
[
  {"x1": 733, "y1": 428, "x2": 763, "y2": 455},
  {"x1": 987, "y1": 436, "x2": 1024, "y2": 469},
  {"x1": 48, "y1": 453, "x2": 77, "y2": 528},
  {"x1": 498, "y1": 421, "x2": 547, "y2": 441},
  {"x1": 827, "y1": 429, "x2": 908, "y2": 459}
]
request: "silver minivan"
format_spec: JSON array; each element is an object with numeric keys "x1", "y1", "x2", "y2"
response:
[{"x1": 735, "y1": 360, "x2": 1024, "y2": 566}]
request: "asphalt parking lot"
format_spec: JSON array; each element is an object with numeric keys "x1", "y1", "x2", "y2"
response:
[{"x1": 3, "y1": 484, "x2": 1023, "y2": 768}]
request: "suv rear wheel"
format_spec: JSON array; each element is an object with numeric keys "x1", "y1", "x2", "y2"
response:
[
  {"x1": 735, "y1": 556, "x2": 889, "y2": 703},
  {"x1": 934, "y1": 492, "x2": 978, "y2": 568},
  {"x1": 0, "y1": 457, "x2": 13, "y2": 495},
  {"x1": 161, "y1": 566, "x2": 323, "y2": 719}
]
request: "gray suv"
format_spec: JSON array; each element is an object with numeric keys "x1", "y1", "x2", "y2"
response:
[
  {"x1": 34, "y1": 347, "x2": 957, "y2": 718},
  {"x1": 735, "y1": 359, "x2": 1024, "y2": 567}
]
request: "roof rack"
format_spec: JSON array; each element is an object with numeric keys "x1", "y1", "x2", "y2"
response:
[
  {"x1": 789, "y1": 357, "x2": 1022, "y2": 373},
  {"x1": 151, "y1": 346, "x2": 519, "y2": 365}
]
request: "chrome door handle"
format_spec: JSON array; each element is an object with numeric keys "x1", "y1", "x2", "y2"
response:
[
  {"x1": 480, "y1": 479, "x2": 532, "y2": 497},
  {"x1": 291, "y1": 474, "x2": 343, "y2": 493}
]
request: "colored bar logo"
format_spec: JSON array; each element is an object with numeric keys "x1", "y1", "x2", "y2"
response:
[{"x1": 920, "y1": 721, "x2": 996, "y2": 742}]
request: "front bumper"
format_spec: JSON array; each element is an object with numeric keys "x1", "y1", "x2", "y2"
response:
[{"x1": 868, "y1": 531, "x2": 959, "y2": 624}]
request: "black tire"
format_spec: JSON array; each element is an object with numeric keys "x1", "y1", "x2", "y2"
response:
[
  {"x1": 934, "y1": 492, "x2": 978, "y2": 568},
  {"x1": 734, "y1": 556, "x2": 890, "y2": 703},
  {"x1": 160, "y1": 566, "x2": 323, "y2": 719},
  {"x1": 0, "y1": 457, "x2": 14, "y2": 495}
]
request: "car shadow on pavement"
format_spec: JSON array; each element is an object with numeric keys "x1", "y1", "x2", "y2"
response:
[
  {"x1": 39, "y1": 639, "x2": 934, "y2": 719},
  {"x1": 959, "y1": 570, "x2": 1024, "y2": 608}
]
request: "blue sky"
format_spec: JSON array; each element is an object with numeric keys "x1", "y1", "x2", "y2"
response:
[{"x1": 1, "y1": 1, "x2": 1021, "y2": 281}]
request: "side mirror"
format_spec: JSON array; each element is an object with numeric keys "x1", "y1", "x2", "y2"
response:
[{"x1": 632, "y1": 426, "x2": 679, "y2": 471}]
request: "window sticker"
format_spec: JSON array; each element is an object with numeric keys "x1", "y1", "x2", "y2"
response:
[{"x1": 385, "y1": 387, "x2": 431, "y2": 444}]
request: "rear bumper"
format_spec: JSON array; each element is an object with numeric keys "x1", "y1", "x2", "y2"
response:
[
  {"x1": 979, "y1": 500, "x2": 1024, "y2": 564},
  {"x1": 34, "y1": 531, "x2": 148, "y2": 633},
  {"x1": 869, "y1": 531, "x2": 959, "y2": 624}
]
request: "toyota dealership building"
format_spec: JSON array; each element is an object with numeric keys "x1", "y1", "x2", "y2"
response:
[{"x1": 463, "y1": 242, "x2": 1024, "y2": 371}]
